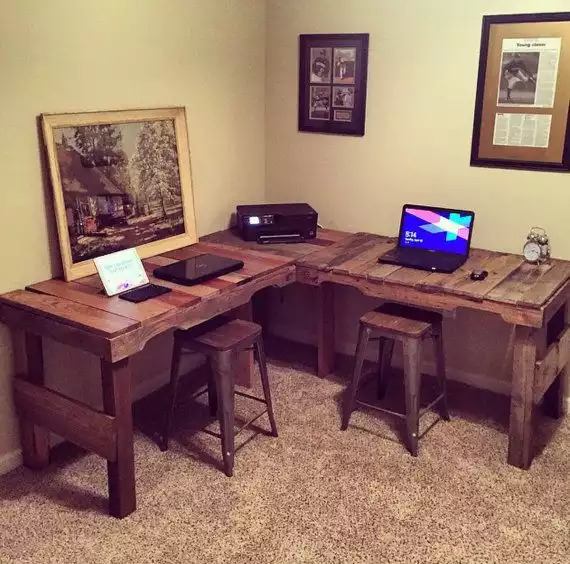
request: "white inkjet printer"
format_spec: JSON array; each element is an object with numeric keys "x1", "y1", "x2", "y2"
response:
[{"x1": 236, "y1": 203, "x2": 318, "y2": 244}]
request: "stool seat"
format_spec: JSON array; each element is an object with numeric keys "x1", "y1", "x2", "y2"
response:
[
  {"x1": 375, "y1": 303, "x2": 443, "y2": 326},
  {"x1": 174, "y1": 318, "x2": 261, "y2": 352},
  {"x1": 360, "y1": 310, "x2": 432, "y2": 339}
]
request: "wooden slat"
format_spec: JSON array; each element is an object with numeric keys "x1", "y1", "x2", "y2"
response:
[
  {"x1": 364, "y1": 262, "x2": 403, "y2": 282},
  {"x1": 534, "y1": 326, "x2": 570, "y2": 403},
  {"x1": 200, "y1": 229, "x2": 338, "y2": 259},
  {"x1": 517, "y1": 261, "x2": 570, "y2": 308},
  {"x1": 418, "y1": 250, "x2": 524, "y2": 300},
  {"x1": 508, "y1": 326, "x2": 537, "y2": 469},
  {"x1": 14, "y1": 379, "x2": 117, "y2": 461},
  {"x1": 28, "y1": 279, "x2": 174, "y2": 322},
  {"x1": 297, "y1": 233, "x2": 372, "y2": 270},
  {"x1": 383, "y1": 266, "x2": 434, "y2": 287},
  {"x1": 0, "y1": 291, "x2": 138, "y2": 337},
  {"x1": 194, "y1": 241, "x2": 291, "y2": 267},
  {"x1": 330, "y1": 236, "x2": 396, "y2": 276},
  {"x1": 485, "y1": 262, "x2": 554, "y2": 307}
]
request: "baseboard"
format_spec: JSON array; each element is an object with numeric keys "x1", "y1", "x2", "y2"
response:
[{"x1": 0, "y1": 448, "x2": 22, "y2": 475}]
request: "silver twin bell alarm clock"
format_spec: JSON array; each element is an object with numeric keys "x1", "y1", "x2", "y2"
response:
[{"x1": 523, "y1": 226, "x2": 550, "y2": 265}]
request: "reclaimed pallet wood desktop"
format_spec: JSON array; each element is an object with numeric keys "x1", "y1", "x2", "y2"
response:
[{"x1": 0, "y1": 228, "x2": 568, "y2": 518}]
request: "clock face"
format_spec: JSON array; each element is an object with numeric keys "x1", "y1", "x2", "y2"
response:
[{"x1": 523, "y1": 241, "x2": 541, "y2": 262}]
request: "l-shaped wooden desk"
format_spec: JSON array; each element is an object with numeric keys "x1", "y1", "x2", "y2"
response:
[{"x1": 0, "y1": 228, "x2": 568, "y2": 518}]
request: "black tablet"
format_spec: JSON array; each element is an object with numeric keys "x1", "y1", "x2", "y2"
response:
[{"x1": 153, "y1": 254, "x2": 244, "y2": 286}]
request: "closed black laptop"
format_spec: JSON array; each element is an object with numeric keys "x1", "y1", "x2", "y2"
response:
[
  {"x1": 378, "y1": 204, "x2": 475, "y2": 273},
  {"x1": 153, "y1": 254, "x2": 244, "y2": 286}
]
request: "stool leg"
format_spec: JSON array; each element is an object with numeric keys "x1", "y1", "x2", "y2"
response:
[
  {"x1": 254, "y1": 336, "x2": 278, "y2": 437},
  {"x1": 211, "y1": 350, "x2": 236, "y2": 477},
  {"x1": 403, "y1": 338, "x2": 422, "y2": 457},
  {"x1": 207, "y1": 360, "x2": 218, "y2": 417},
  {"x1": 377, "y1": 337, "x2": 394, "y2": 399},
  {"x1": 161, "y1": 338, "x2": 183, "y2": 452},
  {"x1": 433, "y1": 326, "x2": 450, "y2": 421},
  {"x1": 341, "y1": 325, "x2": 371, "y2": 430}
]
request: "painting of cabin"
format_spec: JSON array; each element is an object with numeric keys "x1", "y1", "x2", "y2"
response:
[{"x1": 53, "y1": 120, "x2": 185, "y2": 263}]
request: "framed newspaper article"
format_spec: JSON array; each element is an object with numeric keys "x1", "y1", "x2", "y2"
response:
[
  {"x1": 298, "y1": 33, "x2": 369, "y2": 136},
  {"x1": 470, "y1": 12, "x2": 570, "y2": 171}
]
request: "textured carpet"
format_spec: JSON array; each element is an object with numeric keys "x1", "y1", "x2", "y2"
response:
[{"x1": 0, "y1": 352, "x2": 569, "y2": 564}]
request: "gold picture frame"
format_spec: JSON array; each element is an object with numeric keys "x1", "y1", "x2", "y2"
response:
[
  {"x1": 471, "y1": 12, "x2": 570, "y2": 171},
  {"x1": 41, "y1": 107, "x2": 197, "y2": 281}
]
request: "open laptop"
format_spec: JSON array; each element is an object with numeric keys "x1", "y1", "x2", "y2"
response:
[
  {"x1": 378, "y1": 204, "x2": 475, "y2": 273},
  {"x1": 153, "y1": 254, "x2": 244, "y2": 286},
  {"x1": 94, "y1": 248, "x2": 171, "y2": 302}
]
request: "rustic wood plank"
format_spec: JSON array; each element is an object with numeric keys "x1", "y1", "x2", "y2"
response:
[
  {"x1": 0, "y1": 302, "x2": 113, "y2": 359},
  {"x1": 0, "y1": 291, "x2": 139, "y2": 337},
  {"x1": 364, "y1": 262, "x2": 403, "y2": 283},
  {"x1": 317, "y1": 283, "x2": 335, "y2": 377},
  {"x1": 19, "y1": 334, "x2": 50, "y2": 470},
  {"x1": 517, "y1": 261, "x2": 570, "y2": 308},
  {"x1": 194, "y1": 242, "x2": 291, "y2": 266},
  {"x1": 297, "y1": 233, "x2": 374, "y2": 270},
  {"x1": 14, "y1": 379, "x2": 117, "y2": 462},
  {"x1": 442, "y1": 253, "x2": 524, "y2": 300},
  {"x1": 200, "y1": 229, "x2": 339, "y2": 259},
  {"x1": 383, "y1": 266, "x2": 434, "y2": 287},
  {"x1": 101, "y1": 357, "x2": 136, "y2": 518},
  {"x1": 508, "y1": 326, "x2": 538, "y2": 469},
  {"x1": 533, "y1": 326, "x2": 570, "y2": 403},
  {"x1": 331, "y1": 236, "x2": 396, "y2": 276},
  {"x1": 28, "y1": 279, "x2": 174, "y2": 322},
  {"x1": 418, "y1": 250, "x2": 523, "y2": 300},
  {"x1": 486, "y1": 262, "x2": 554, "y2": 307}
]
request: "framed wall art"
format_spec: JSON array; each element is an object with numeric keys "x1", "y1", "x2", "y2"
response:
[
  {"x1": 41, "y1": 107, "x2": 197, "y2": 281},
  {"x1": 470, "y1": 12, "x2": 570, "y2": 171},
  {"x1": 298, "y1": 33, "x2": 369, "y2": 136}
]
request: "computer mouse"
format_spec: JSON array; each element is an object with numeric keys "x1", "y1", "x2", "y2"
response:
[{"x1": 470, "y1": 269, "x2": 488, "y2": 281}]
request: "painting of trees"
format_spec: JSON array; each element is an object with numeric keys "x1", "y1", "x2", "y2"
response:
[{"x1": 130, "y1": 121, "x2": 182, "y2": 220}]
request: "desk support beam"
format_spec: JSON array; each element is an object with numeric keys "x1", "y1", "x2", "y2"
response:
[
  {"x1": 19, "y1": 333, "x2": 50, "y2": 470},
  {"x1": 317, "y1": 283, "x2": 335, "y2": 378},
  {"x1": 101, "y1": 357, "x2": 135, "y2": 519},
  {"x1": 508, "y1": 326, "x2": 539, "y2": 469},
  {"x1": 543, "y1": 298, "x2": 569, "y2": 419}
]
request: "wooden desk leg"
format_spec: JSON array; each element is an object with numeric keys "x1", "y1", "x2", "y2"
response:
[
  {"x1": 317, "y1": 283, "x2": 335, "y2": 378},
  {"x1": 508, "y1": 326, "x2": 538, "y2": 469},
  {"x1": 19, "y1": 333, "x2": 50, "y2": 470},
  {"x1": 543, "y1": 299, "x2": 568, "y2": 419},
  {"x1": 234, "y1": 300, "x2": 254, "y2": 388},
  {"x1": 101, "y1": 358, "x2": 136, "y2": 518}
]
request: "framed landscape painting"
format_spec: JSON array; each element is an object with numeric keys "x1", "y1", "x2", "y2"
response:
[{"x1": 41, "y1": 107, "x2": 197, "y2": 281}]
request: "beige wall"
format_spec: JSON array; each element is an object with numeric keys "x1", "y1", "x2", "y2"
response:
[
  {"x1": 266, "y1": 0, "x2": 570, "y2": 256},
  {"x1": 265, "y1": 1, "x2": 570, "y2": 388},
  {"x1": 0, "y1": 0, "x2": 266, "y2": 468}
]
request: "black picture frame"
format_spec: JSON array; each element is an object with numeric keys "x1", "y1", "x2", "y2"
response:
[
  {"x1": 298, "y1": 33, "x2": 369, "y2": 136},
  {"x1": 470, "y1": 12, "x2": 570, "y2": 172}
]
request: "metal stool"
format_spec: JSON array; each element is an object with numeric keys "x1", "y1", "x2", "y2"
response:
[
  {"x1": 161, "y1": 317, "x2": 278, "y2": 476},
  {"x1": 341, "y1": 303, "x2": 449, "y2": 456}
]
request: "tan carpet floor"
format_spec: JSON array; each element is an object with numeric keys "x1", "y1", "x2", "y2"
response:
[{"x1": 0, "y1": 353, "x2": 569, "y2": 564}]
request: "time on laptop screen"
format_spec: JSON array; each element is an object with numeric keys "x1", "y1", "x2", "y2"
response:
[{"x1": 399, "y1": 207, "x2": 474, "y2": 255}]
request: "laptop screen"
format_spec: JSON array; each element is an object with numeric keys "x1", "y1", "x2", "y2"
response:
[{"x1": 398, "y1": 205, "x2": 475, "y2": 256}]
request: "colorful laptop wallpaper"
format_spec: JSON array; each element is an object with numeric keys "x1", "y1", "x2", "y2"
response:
[{"x1": 399, "y1": 207, "x2": 474, "y2": 255}]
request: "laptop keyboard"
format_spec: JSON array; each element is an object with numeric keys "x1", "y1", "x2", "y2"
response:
[{"x1": 121, "y1": 284, "x2": 171, "y2": 302}]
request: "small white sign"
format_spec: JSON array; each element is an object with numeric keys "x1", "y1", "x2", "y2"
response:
[{"x1": 94, "y1": 248, "x2": 149, "y2": 297}]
